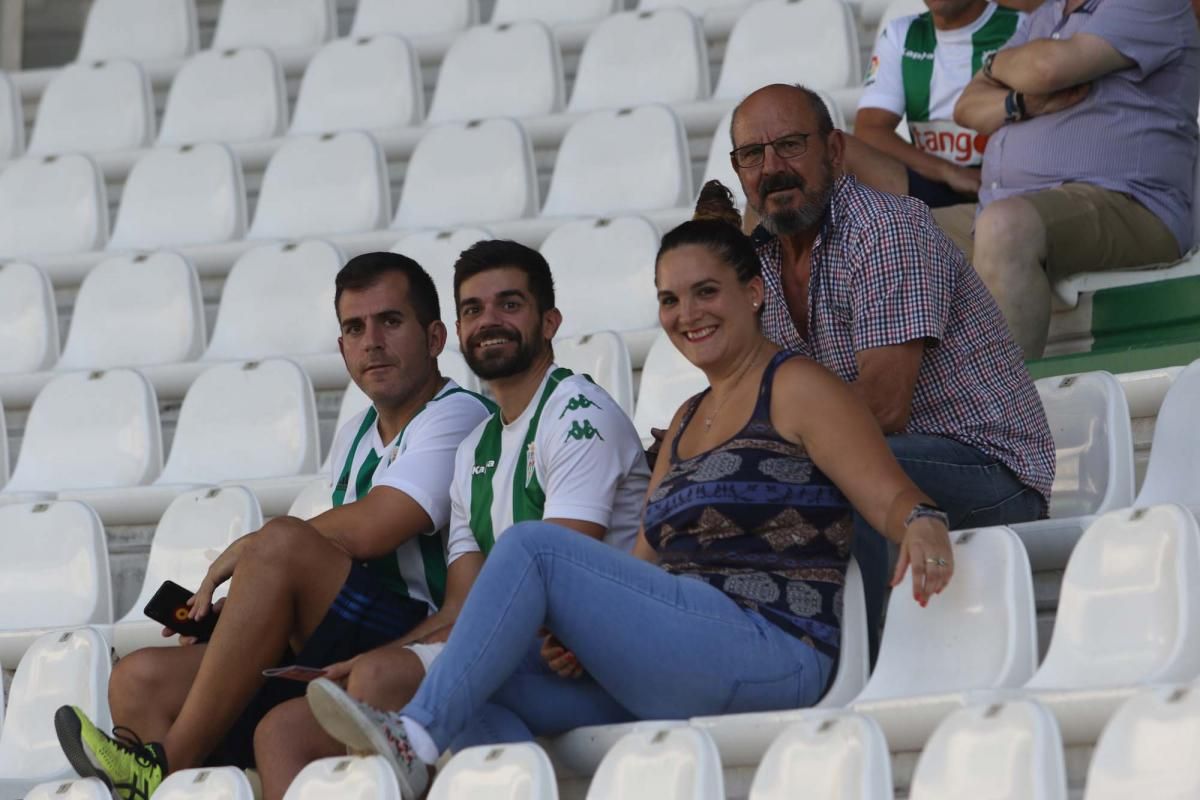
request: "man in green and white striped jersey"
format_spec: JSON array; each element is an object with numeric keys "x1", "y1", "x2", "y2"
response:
[{"x1": 62, "y1": 253, "x2": 493, "y2": 798}]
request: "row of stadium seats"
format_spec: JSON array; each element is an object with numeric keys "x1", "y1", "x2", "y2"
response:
[{"x1": 5, "y1": 502, "x2": 1200, "y2": 796}]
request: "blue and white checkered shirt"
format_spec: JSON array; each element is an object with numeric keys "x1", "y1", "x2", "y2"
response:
[{"x1": 755, "y1": 175, "x2": 1055, "y2": 504}]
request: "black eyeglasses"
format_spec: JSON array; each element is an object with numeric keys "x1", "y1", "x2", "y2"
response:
[{"x1": 730, "y1": 133, "x2": 811, "y2": 169}]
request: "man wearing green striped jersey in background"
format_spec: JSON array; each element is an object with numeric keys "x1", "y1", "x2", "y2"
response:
[
  {"x1": 857, "y1": 0, "x2": 1023, "y2": 208},
  {"x1": 251, "y1": 240, "x2": 651, "y2": 796},
  {"x1": 55, "y1": 253, "x2": 493, "y2": 800}
]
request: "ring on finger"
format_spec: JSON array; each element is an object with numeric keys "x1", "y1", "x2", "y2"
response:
[{"x1": 924, "y1": 556, "x2": 948, "y2": 567}]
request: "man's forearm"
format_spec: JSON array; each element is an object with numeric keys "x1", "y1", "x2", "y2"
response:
[
  {"x1": 855, "y1": 124, "x2": 958, "y2": 184},
  {"x1": 954, "y1": 76, "x2": 1011, "y2": 136},
  {"x1": 990, "y1": 40, "x2": 1070, "y2": 95}
]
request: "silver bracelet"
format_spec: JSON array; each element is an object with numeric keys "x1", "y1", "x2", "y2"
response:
[{"x1": 905, "y1": 503, "x2": 949, "y2": 529}]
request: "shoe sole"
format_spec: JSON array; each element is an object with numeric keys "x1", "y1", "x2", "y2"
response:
[{"x1": 54, "y1": 706, "x2": 118, "y2": 798}]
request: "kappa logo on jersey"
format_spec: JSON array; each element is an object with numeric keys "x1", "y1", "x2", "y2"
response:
[
  {"x1": 559, "y1": 393, "x2": 601, "y2": 418},
  {"x1": 565, "y1": 420, "x2": 604, "y2": 442},
  {"x1": 471, "y1": 459, "x2": 497, "y2": 476}
]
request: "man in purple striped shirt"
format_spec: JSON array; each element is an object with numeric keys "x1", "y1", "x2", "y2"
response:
[{"x1": 940, "y1": 0, "x2": 1200, "y2": 358}]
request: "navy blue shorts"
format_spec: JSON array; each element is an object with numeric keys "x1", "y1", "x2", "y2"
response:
[
  {"x1": 906, "y1": 166, "x2": 977, "y2": 209},
  {"x1": 206, "y1": 561, "x2": 430, "y2": 768}
]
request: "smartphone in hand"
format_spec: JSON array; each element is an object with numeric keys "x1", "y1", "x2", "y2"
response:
[
  {"x1": 143, "y1": 580, "x2": 219, "y2": 642},
  {"x1": 262, "y1": 665, "x2": 327, "y2": 682}
]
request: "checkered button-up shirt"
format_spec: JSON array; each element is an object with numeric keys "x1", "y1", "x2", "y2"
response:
[{"x1": 756, "y1": 175, "x2": 1055, "y2": 503}]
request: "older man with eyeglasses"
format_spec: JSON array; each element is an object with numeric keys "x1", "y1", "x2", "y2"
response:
[{"x1": 729, "y1": 83, "x2": 1055, "y2": 660}]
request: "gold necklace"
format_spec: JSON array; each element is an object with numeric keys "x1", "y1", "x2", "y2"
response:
[{"x1": 704, "y1": 340, "x2": 765, "y2": 431}]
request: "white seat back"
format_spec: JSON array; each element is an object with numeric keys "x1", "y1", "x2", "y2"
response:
[
  {"x1": 392, "y1": 228, "x2": 494, "y2": 348},
  {"x1": 1027, "y1": 504, "x2": 1200, "y2": 689},
  {"x1": 492, "y1": 0, "x2": 619, "y2": 25},
  {"x1": 283, "y1": 755, "x2": 402, "y2": 799},
  {"x1": 291, "y1": 36, "x2": 424, "y2": 135},
  {"x1": 427, "y1": 22, "x2": 563, "y2": 123},
  {"x1": 0, "y1": 503, "x2": 112, "y2": 631},
  {"x1": 1135, "y1": 358, "x2": 1200, "y2": 507},
  {"x1": 0, "y1": 70, "x2": 25, "y2": 160},
  {"x1": 1035, "y1": 371, "x2": 1135, "y2": 518},
  {"x1": 158, "y1": 359, "x2": 319, "y2": 484},
  {"x1": 632, "y1": 331, "x2": 707, "y2": 444},
  {"x1": 0, "y1": 628, "x2": 112, "y2": 781},
  {"x1": 816, "y1": 559, "x2": 870, "y2": 708},
  {"x1": 637, "y1": 0, "x2": 747, "y2": 11},
  {"x1": 159, "y1": 48, "x2": 287, "y2": 145},
  {"x1": 1085, "y1": 684, "x2": 1200, "y2": 800},
  {"x1": 855, "y1": 527, "x2": 1037, "y2": 702},
  {"x1": 205, "y1": 240, "x2": 342, "y2": 362},
  {"x1": 544, "y1": 106, "x2": 692, "y2": 218},
  {"x1": 23, "y1": 778, "x2": 112, "y2": 800},
  {"x1": 78, "y1": 0, "x2": 198, "y2": 62},
  {"x1": 431, "y1": 743, "x2": 558, "y2": 799},
  {"x1": 569, "y1": 9, "x2": 709, "y2": 113},
  {"x1": 586, "y1": 726, "x2": 724, "y2": 800},
  {"x1": 213, "y1": 0, "x2": 335, "y2": 51},
  {"x1": 153, "y1": 767, "x2": 256, "y2": 800},
  {"x1": 0, "y1": 154, "x2": 108, "y2": 258},
  {"x1": 396, "y1": 120, "x2": 538, "y2": 229},
  {"x1": 288, "y1": 477, "x2": 334, "y2": 519},
  {"x1": 910, "y1": 700, "x2": 1068, "y2": 800},
  {"x1": 0, "y1": 399, "x2": 7, "y2": 487},
  {"x1": 704, "y1": 109, "x2": 744, "y2": 210},
  {"x1": 0, "y1": 261, "x2": 58, "y2": 373},
  {"x1": 119, "y1": 487, "x2": 262, "y2": 625},
  {"x1": 748, "y1": 712, "x2": 892, "y2": 800},
  {"x1": 109, "y1": 143, "x2": 247, "y2": 250},
  {"x1": 29, "y1": 60, "x2": 155, "y2": 155},
  {"x1": 351, "y1": 0, "x2": 479, "y2": 38},
  {"x1": 58, "y1": 252, "x2": 205, "y2": 371},
  {"x1": 440, "y1": 351, "x2": 481, "y2": 394},
  {"x1": 249, "y1": 132, "x2": 390, "y2": 240},
  {"x1": 5, "y1": 370, "x2": 162, "y2": 492},
  {"x1": 876, "y1": 0, "x2": 928, "y2": 32},
  {"x1": 554, "y1": 332, "x2": 634, "y2": 417},
  {"x1": 715, "y1": 0, "x2": 859, "y2": 99}
]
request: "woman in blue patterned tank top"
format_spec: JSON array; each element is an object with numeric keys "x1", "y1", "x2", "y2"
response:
[{"x1": 303, "y1": 183, "x2": 957, "y2": 788}]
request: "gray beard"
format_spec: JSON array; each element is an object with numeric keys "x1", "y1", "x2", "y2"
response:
[{"x1": 760, "y1": 180, "x2": 832, "y2": 237}]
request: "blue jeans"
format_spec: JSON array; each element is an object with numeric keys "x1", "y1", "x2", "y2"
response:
[
  {"x1": 854, "y1": 434, "x2": 1045, "y2": 663},
  {"x1": 403, "y1": 522, "x2": 834, "y2": 750}
]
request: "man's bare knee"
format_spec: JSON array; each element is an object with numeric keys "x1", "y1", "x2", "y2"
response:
[
  {"x1": 244, "y1": 517, "x2": 338, "y2": 571},
  {"x1": 974, "y1": 198, "x2": 1045, "y2": 269},
  {"x1": 346, "y1": 648, "x2": 426, "y2": 710}
]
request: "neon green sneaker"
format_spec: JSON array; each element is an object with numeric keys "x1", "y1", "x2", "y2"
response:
[{"x1": 55, "y1": 705, "x2": 166, "y2": 800}]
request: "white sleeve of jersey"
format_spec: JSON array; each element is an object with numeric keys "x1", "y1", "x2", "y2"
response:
[
  {"x1": 373, "y1": 392, "x2": 491, "y2": 535},
  {"x1": 445, "y1": 438, "x2": 482, "y2": 565},
  {"x1": 536, "y1": 381, "x2": 645, "y2": 530},
  {"x1": 858, "y1": 17, "x2": 909, "y2": 117}
]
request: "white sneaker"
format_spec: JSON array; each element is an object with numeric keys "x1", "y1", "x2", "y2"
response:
[{"x1": 306, "y1": 678, "x2": 430, "y2": 799}]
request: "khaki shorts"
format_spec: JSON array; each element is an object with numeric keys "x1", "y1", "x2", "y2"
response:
[{"x1": 932, "y1": 182, "x2": 1180, "y2": 280}]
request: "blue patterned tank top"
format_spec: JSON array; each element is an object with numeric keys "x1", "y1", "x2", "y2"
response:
[{"x1": 642, "y1": 351, "x2": 853, "y2": 658}]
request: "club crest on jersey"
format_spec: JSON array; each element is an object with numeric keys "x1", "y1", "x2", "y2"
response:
[
  {"x1": 386, "y1": 444, "x2": 401, "y2": 467},
  {"x1": 471, "y1": 459, "x2": 496, "y2": 476},
  {"x1": 864, "y1": 55, "x2": 880, "y2": 86},
  {"x1": 525, "y1": 442, "x2": 537, "y2": 487}
]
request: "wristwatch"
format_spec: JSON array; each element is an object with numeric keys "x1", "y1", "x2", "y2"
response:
[
  {"x1": 1004, "y1": 90, "x2": 1027, "y2": 123},
  {"x1": 982, "y1": 50, "x2": 998, "y2": 81},
  {"x1": 905, "y1": 502, "x2": 950, "y2": 529}
]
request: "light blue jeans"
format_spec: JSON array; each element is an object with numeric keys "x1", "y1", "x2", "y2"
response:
[{"x1": 402, "y1": 522, "x2": 834, "y2": 750}]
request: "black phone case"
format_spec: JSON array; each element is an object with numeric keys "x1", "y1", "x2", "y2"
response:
[{"x1": 143, "y1": 580, "x2": 219, "y2": 641}]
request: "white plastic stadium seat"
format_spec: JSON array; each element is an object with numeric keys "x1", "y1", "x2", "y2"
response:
[
  {"x1": 28, "y1": 60, "x2": 155, "y2": 155},
  {"x1": 249, "y1": 132, "x2": 390, "y2": 240},
  {"x1": 291, "y1": 36, "x2": 424, "y2": 135},
  {"x1": 909, "y1": 700, "x2": 1068, "y2": 800},
  {"x1": 875, "y1": 0, "x2": 928, "y2": 32},
  {"x1": 57, "y1": 252, "x2": 206, "y2": 371},
  {"x1": 704, "y1": 109, "x2": 744, "y2": 210},
  {"x1": 23, "y1": 778, "x2": 111, "y2": 800},
  {"x1": 0, "y1": 262, "x2": 58, "y2": 374},
  {"x1": 77, "y1": 0, "x2": 198, "y2": 62},
  {"x1": 395, "y1": 120, "x2": 538, "y2": 230},
  {"x1": 1135, "y1": 358, "x2": 1200, "y2": 507},
  {"x1": 0, "y1": 629, "x2": 112, "y2": 787},
  {"x1": 283, "y1": 755, "x2": 402, "y2": 799},
  {"x1": 748, "y1": 712, "x2": 892, "y2": 800},
  {"x1": 288, "y1": 477, "x2": 334, "y2": 520},
  {"x1": 1022, "y1": 504, "x2": 1200, "y2": 744},
  {"x1": 0, "y1": 70, "x2": 25, "y2": 160},
  {"x1": 1084, "y1": 684, "x2": 1200, "y2": 800},
  {"x1": 111, "y1": 487, "x2": 262, "y2": 655},
  {"x1": 568, "y1": 9, "x2": 709, "y2": 113},
  {"x1": 431, "y1": 743, "x2": 558, "y2": 799},
  {"x1": 1, "y1": 369, "x2": 162, "y2": 497},
  {"x1": 109, "y1": 143, "x2": 247, "y2": 251},
  {"x1": 540, "y1": 216, "x2": 660, "y2": 363},
  {"x1": 0, "y1": 505, "x2": 112, "y2": 668},
  {"x1": 351, "y1": 0, "x2": 479, "y2": 39},
  {"x1": 158, "y1": 48, "x2": 287, "y2": 145},
  {"x1": 632, "y1": 330, "x2": 707, "y2": 444},
  {"x1": 714, "y1": 0, "x2": 859, "y2": 99},
  {"x1": 637, "y1": 0, "x2": 750, "y2": 12},
  {"x1": 212, "y1": 0, "x2": 336, "y2": 51},
  {"x1": 492, "y1": 0, "x2": 619, "y2": 25},
  {"x1": 554, "y1": 332, "x2": 635, "y2": 417},
  {"x1": 543, "y1": 106, "x2": 693, "y2": 219},
  {"x1": 204, "y1": 240, "x2": 342, "y2": 362},
  {"x1": 852, "y1": 527, "x2": 1038, "y2": 751},
  {"x1": 0, "y1": 399, "x2": 7, "y2": 487},
  {"x1": 816, "y1": 559, "x2": 870, "y2": 709},
  {"x1": 153, "y1": 767, "x2": 255, "y2": 800},
  {"x1": 586, "y1": 726, "x2": 723, "y2": 800},
  {"x1": 0, "y1": 155, "x2": 108, "y2": 258},
  {"x1": 426, "y1": 21, "x2": 563, "y2": 124},
  {"x1": 391, "y1": 227, "x2": 494, "y2": 349},
  {"x1": 440, "y1": 351, "x2": 481, "y2": 394}
]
